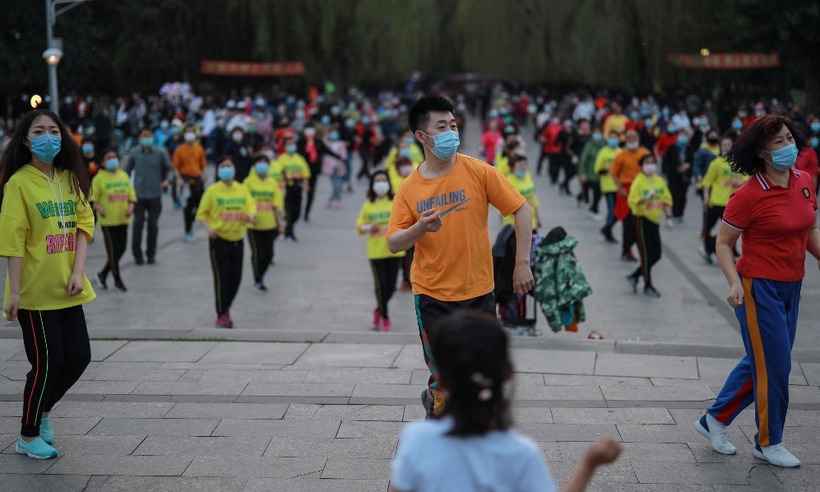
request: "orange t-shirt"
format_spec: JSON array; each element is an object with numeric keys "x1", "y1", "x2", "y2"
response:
[
  {"x1": 388, "y1": 153, "x2": 526, "y2": 302},
  {"x1": 610, "y1": 147, "x2": 650, "y2": 186},
  {"x1": 172, "y1": 143, "x2": 206, "y2": 178}
]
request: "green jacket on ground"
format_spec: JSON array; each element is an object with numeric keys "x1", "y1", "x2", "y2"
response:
[{"x1": 533, "y1": 231, "x2": 592, "y2": 332}]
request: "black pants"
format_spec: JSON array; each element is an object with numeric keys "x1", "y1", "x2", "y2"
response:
[
  {"x1": 560, "y1": 160, "x2": 576, "y2": 194},
  {"x1": 370, "y1": 258, "x2": 402, "y2": 319},
  {"x1": 285, "y1": 183, "x2": 304, "y2": 237},
  {"x1": 304, "y1": 164, "x2": 321, "y2": 221},
  {"x1": 248, "y1": 229, "x2": 277, "y2": 284},
  {"x1": 401, "y1": 247, "x2": 415, "y2": 284},
  {"x1": 602, "y1": 192, "x2": 617, "y2": 237},
  {"x1": 183, "y1": 176, "x2": 204, "y2": 234},
  {"x1": 132, "y1": 197, "x2": 162, "y2": 262},
  {"x1": 622, "y1": 212, "x2": 637, "y2": 257},
  {"x1": 703, "y1": 205, "x2": 725, "y2": 255},
  {"x1": 589, "y1": 181, "x2": 602, "y2": 214},
  {"x1": 669, "y1": 178, "x2": 689, "y2": 219},
  {"x1": 208, "y1": 237, "x2": 243, "y2": 316},
  {"x1": 414, "y1": 292, "x2": 495, "y2": 415},
  {"x1": 631, "y1": 217, "x2": 662, "y2": 288},
  {"x1": 357, "y1": 149, "x2": 372, "y2": 180},
  {"x1": 576, "y1": 180, "x2": 591, "y2": 204},
  {"x1": 100, "y1": 224, "x2": 128, "y2": 281},
  {"x1": 547, "y1": 153, "x2": 565, "y2": 185},
  {"x1": 537, "y1": 150, "x2": 548, "y2": 176},
  {"x1": 18, "y1": 306, "x2": 91, "y2": 437}
]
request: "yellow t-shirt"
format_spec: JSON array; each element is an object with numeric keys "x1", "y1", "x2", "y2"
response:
[
  {"x1": 195, "y1": 181, "x2": 257, "y2": 241},
  {"x1": 357, "y1": 198, "x2": 405, "y2": 260},
  {"x1": 496, "y1": 154, "x2": 511, "y2": 178},
  {"x1": 627, "y1": 173, "x2": 673, "y2": 224},
  {"x1": 503, "y1": 173, "x2": 539, "y2": 229},
  {"x1": 243, "y1": 170, "x2": 284, "y2": 231},
  {"x1": 388, "y1": 153, "x2": 526, "y2": 301},
  {"x1": 385, "y1": 145, "x2": 424, "y2": 175},
  {"x1": 388, "y1": 162, "x2": 420, "y2": 193},
  {"x1": 603, "y1": 114, "x2": 628, "y2": 138},
  {"x1": 594, "y1": 147, "x2": 620, "y2": 193},
  {"x1": 702, "y1": 156, "x2": 749, "y2": 207},
  {"x1": 90, "y1": 168, "x2": 136, "y2": 227},
  {"x1": 269, "y1": 159, "x2": 285, "y2": 190},
  {"x1": 0, "y1": 165, "x2": 96, "y2": 311},
  {"x1": 275, "y1": 153, "x2": 311, "y2": 183}
]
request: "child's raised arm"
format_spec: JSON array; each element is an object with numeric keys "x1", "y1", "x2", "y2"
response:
[{"x1": 562, "y1": 437, "x2": 623, "y2": 492}]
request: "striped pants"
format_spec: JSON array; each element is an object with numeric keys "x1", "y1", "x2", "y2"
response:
[
  {"x1": 18, "y1": 306, "x2": 91, "y2": 437},
  {"x1": 708, "y1": 277, "x2": 801, "y2": 448}
]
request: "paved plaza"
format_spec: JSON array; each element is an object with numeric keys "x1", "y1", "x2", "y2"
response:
[{"x1": 1, "y1": 122, "x2": 819, "y2": 490}]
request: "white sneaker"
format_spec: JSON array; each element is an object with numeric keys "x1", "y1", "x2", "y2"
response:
[
  {"x1": 695, "y1": 414, "x2": 737, "y2": 455},
  {"x1": 753, "y1": 443, "x2": 800, "y2": 468}
]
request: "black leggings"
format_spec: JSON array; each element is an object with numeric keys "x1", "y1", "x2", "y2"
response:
[
  {"x1": 669, "y1": 178, "x2": 689, "y2": 219},
  {"x1": 285, "y1": 183, "x2": 303, "y2": 237},
  {"x1": 208, "y1": 237, "x2": 243, "y2": 316},
  {"x1": 100, "y1": 224, "x2": 128, "y2": 281},
  {"x1": 18, "y1": 306, "x2": 91, "y2": 437},
  {"x1": 248, "y1": 229, "x2": 277, "y2": 284},
  {"x1": 631, "y1": 217, "x2": 662, "y2": 288},
  {"x1": 370, "y1": 258, "x2": 401, "y2": 319},
  {"x1": 703, "y1": 205, "x2": 725, "y2": 255},
  {"x1": 622, "y1": 212, "x2": 637, "y2": 257},
  {"x1": 589, "y1": 181, "x2": 602, "y2": 214},
  {"x1": 183, "y1": 176, "x2": 204, "y2": 234},
  {"x1": 304, "y1": 164, "x2": 321, "y2": 221}
]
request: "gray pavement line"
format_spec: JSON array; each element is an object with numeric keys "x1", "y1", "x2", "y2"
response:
[{"x1": 661, "y1": 243, "x2": 738, "y2": 330}]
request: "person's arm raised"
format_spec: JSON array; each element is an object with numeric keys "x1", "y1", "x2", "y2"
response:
[{"x1": 388, "y1": 210, "x2": 441, "y2": 253}]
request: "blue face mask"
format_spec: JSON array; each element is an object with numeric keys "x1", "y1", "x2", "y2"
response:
[
  {"x1": 514, "y1": 169, "x2": 527, "y2": 179},
  {"x1": 811, "y1": 122, "x2": 820, "y2": 133},
  {"x1": 429, "y1": 129, "x2": 460, "y2": 160},
  {"x1": 82, "y1": 143, "x2": 94, "y2": 154},
  {"x1": 105, "y1": 158, "x2": 119, "y2": 171},
  {"x1": 732, "y1": 119, "x2": 743, "y2": 130},
  {"x1": 30, "y1": 133, "x2": 62, "y2": 164},
  {"x1": 677, "y1": 135, "x2": 689, "y2": 146},
  {"x1": 139, "y1": 137, "x2": 153, "y2": 147},
  {"x1": 770, "y1": 143, "x2": 798, "y2": 170},
  {"x1": 811, "y1": 137, "x2": 819, "y2": 148},
  {"x1": 255, "y1": 162, "x2": 269, "y2": 176},
  {"x1": 286, "y1": 144, "x2": 297, "y2": 154},
  {"x1": 592, "y1": 132, "x2": 603, "y2": 142},
  {"x1": 218, "y1": 166, "x2": 235, "y2": 181},
  {"x1": 329, "y1": 131, "x2": 339, "y2": 141},
  {"x1": 607, "y1": 137, "x2": 619, "y2": 148}
]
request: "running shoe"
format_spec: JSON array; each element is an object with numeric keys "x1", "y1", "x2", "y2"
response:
[
  {"x1": 184, "y1": 233, "x2": 195, "y2": 242},
  {"x1": 39, "y1": 415, "x2": 55, "y2": 445},
  {"x1": 694, "y1": 414, "x2": 736, "y2": 455},
  {"x1": 96, "y1": 272, "x2": 108, "y2": 290},
  {"x1": 644, "y1": 286, "x2": 662, "y2": 298},
  {"x1": 626, "y1": 274, "x2": 639, "y2": 294},
  {"x1": 15, "y1": 437, "x2": 58, "y2": 460},
  {"x1": 753, "y1": 443, "x2": 800, "y2": 468},
  {"x1": 215, "y1": 314, "x2": 232, "y2": 329},
  {"x1": 372, "y1": 309, "x2": 381, "y2": 331},
  {"x1": 699, "y1": 248, "x2": 714, "y2": 265},
  {"x1": 621, "y1": 253, "x2": 638, "y2": 263},
  {"x1": 255, "y1": 282, "x2": 268, "y2": 292},
  {"x1": 382, "y1": 318, "x2": 392, "y2": 332},
  {"x1": 114, "y1": 278, "x2": 128, "y2": 293}
]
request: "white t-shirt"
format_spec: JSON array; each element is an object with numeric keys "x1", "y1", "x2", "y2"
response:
[{"x1": 391, "y1": 417, "x2": 555, "y2": 492}]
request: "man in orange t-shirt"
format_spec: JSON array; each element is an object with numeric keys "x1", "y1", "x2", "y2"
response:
[
  {"x1": 387, "y1": 96, "x2": 533, "y2": 418},
  {"x1": 610, "y1": 129, "x2": 650, "y2": 261},
  {"x1": 172, "y1": 126, "x2": 207, "y2": 240}
]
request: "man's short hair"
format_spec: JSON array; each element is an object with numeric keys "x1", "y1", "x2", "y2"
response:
[{"x1": 409, "y1": 96, "x2": 455, "y2": 133}]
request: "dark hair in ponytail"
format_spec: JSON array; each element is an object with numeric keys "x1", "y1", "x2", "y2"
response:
[{"x1": 429, "y1": 310, "x2": 514, "y2": 436}]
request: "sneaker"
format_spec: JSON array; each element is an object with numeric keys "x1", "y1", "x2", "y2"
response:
[
  {"x1": 382, "y1": 318, "x2": 392, "y2": 332},
  {"x1": 96, "y1": 272, "x2": 108, "y2": 290},
  {"x1": 39, "y1": 415, "x2": 55, "y2": 445},
  {"x1": 621, "y1": 253, "x2": 638, "y2": 263},
  {"x1": 695, "y1": 414, "x2": 736, "y2": 455},
  {"x1": 644, "y1": 286, "x2": 662, "y2": 298},
  {"x1": 372, "y1": 309, "x2": 381, "y2": 331},
  {"x1": 699, "y1": 248, "x2": 714, "y2": 265},
  {"x1": 184, "y1": 233, "x2": 195, "y2": 242},
  {"x1": 255, "y1": 282, "x2": 268, "y2": 292},
  {"x1": 753, "y1": 443, "x2": 800, "y2": 468},
  {"x1": 626, "y1": 274, "x2": 639, "y2": 294},
  {"x1": 15, "y1": 437, "x2": 58, "y2": 460},
  {"x1": 215, "y1": 314, "x2": 232, "y2": 329},
  {"x1": 113, "y1": 278, "x2": 127, "y2": 293},
  {"x1": 147, "y1": 258, "x2": 156, "y2": 265},
  {"x1": 134, "y1": 257, "x2": 145, "y2": 266},
  {"x1": 225, "y1": 313, "x2": 235, "y2": 329}
]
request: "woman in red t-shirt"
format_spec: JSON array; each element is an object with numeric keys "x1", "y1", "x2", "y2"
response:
[{"x1": 695, "y1": 115, "x2": 820, "y2": 468}]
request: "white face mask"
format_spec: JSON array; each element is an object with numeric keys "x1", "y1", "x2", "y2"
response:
[
  {"x1": 626, "y1": 141, "x2": 639, "y2": 150},
  {"x1": 373, "y1": 181, "x2": 390, "y2": 197},
  {"x1": 184, "y1": 132, "x2": 196, "y2": 142},
  {"x1": 643, "y1": 164, "x2": 658, "y2": 175}
]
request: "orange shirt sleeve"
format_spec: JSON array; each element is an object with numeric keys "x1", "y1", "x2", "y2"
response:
[
  {"x1": 484, "y1": 164, "x2": 526, "y2": 216},
  {"x1": 387, "y1": 188, "x2": 415, "y2": 235},
  {"x1": 197, "y1": 145, "x2": 206, "y2": 172},
  {"x1": 610, "y1": 153, "x2": 624, "y2": 182},
  {"x1": 172, "y1": 146, "x2": 183, "y2": 172}
]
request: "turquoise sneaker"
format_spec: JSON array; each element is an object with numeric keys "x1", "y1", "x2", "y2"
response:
[
  {"x1": 15, "y1": 437, "x2": 58, "y2": 460},
  {"x1": 40, "y1": 415, "x2": 55, "y2": 445}
]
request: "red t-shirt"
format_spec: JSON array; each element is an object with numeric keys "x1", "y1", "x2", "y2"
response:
[
  {"x1": 722, "y1": 169, "x2": 817, "y2": 282},
  {"x1": 796, "y1": 147, "x2": 819, "y2": 179},
  {"x1": 481, "y1": 130, "x2": 501, "y2": 164}
]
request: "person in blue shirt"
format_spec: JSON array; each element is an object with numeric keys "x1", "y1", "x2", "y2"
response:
[{"x1": 390, "y1": 311, "x2": 622, "y2": 492}]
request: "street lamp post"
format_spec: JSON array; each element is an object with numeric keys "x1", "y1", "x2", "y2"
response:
[{"x1": 44, "y1": 0, "x2": 91, "y2": 115}]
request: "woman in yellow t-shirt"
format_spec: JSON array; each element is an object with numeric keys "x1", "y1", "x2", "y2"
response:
[
  {"x1": 356, "y1": 170, "x2": 404, "y2": 332},
  {"x1": 502, "y1": 155, "x2": 541, "y2": 231},
  {"x1": 91, "y1": 149, "x2": 136, "y2": 292},
  {"x1": 0, "y1": 109, "x2": 96, "y2": 460},
  {"x1": 244, "y1": 154, "x2": 285, "y2": 291},
  {"x1": 196, "y1": 159, "x2": 256, "y2": 328}
]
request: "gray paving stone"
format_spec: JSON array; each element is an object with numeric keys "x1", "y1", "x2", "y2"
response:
[
  {"x1": 738, "y1": 425, "x2": 820, "y2": 462},
  {"x1": 108, "y1": 341, "x2": 217, "y2": 363},
  {"x1": 0, "y1": 380, "x2": 25, "y2": 394},
  {"x1": 513, "y1": 407, "x2": 554, "y2": 423},
  {"x1": 51, "y1": 401, "x2": 174, "y2": 418},
  {"x1": 801, "y1": 362, "x2": 820, "y2": 386},
  {"x1": 242, "y1": 382, "x2": 354, "y2": 398},
  {"x1": 784, "y1": 409, "x2": 820, "y2": 427},
  {"x1": 350, "y1": 383, "x2": 426, "y2": 403},
  {"x1": 512, "y1": 348, "x2": 596, "y2": 374},
  {"x1": 184, "y1": 455, "x2": 326, "y2": 478},
  {"x1": 771, "y1": 464, "x2": 820, "y2": 492},
  {"x1": 4, "y1": 435, "x2": 144, "y2": 456},
  {"x1": 165, "y1": 402, "x2": 288, "y2": 420},
  {"x1": 596, "y1": 353, "x2": 698, "y2": 379},
  {"x1": 85, "y1": 477, "x2": 246, "y2": 492},
  {"x1": 201, "y1": 369, "x2": 307, "y2": 384},
  {"x1": 293, "y1": 343, "x2": 402, "y2": 368},
  {"x1": 337, "y1": 421, "x2": 405, "y2": 439},
  {"x1": 46, "y1": 454, "x2": 192, "y2": 476},
  {"x1": 786, "y1": 385, "x2": 820, "y2": 404},
  {"x1": 67, "y1": 380, "x2": 140, "y2": 395},
  {"x1": 243, "y1": 478, "x2": 388, "y2": 492},
  {"x1": 0, "y1": 416, "x2": 100, "y2": 436},
  {"x1": 403, "y1": 405, "x2": 426, "y2": 422},
  {"x1": 198, "y1": 342, "x2": 308, "y2": 365},
  {"x1": 585, "y1": 485, "x2": 711, "y2": 492},
  {"x1": 686, "y1": 440, "x2": 759, "y2": 464},
  {"x1": 213, "y1": 418, "x2": 341, "y2": 439},
  {"x1": 322, "y1": 458, "x2": 391, "y2": 479},
  {"x1": 0, "y1": 453, "x2": 56, "y2": 473},
  {"x1": 622, "y1": 442, "x2": 696, "y2": 463},
  {"x1": 81, "y1": 362, "x2": 187, "y2": 382},
  {"x1": 0, "y1": 402, "x2": 21, "y2": 416},
  {"x1": 265, "y1": 437, "x2": 397, "y2": 458},
  {"x1": 89, "y1": 340, "x2": 128, "y2": 361},
  {"x1": 515, "y1": 385, "x2": 604, "y2": 402},
  {"x1": 516, "y1": 423, "x2": 619, "y2": 442},
  {"x1": 700, "y1": 357, "x2": 807, "y2": 386},
  {"x1": 88, "y1": 417, "x2": 218, "y2": 437},
  {"x1": 548, "y1": 458, "x2": 638, "y2": 483},
  {"x1": 542, "y1": 374, "x2": 653, "y2": 387},
  {"x1": 617, "y1": 423, "x2": 749, "y2": 445},
  {"x1": 133, "y1": 435, "x2": 270, "y2": 457},
  {"x1": 601, "y1": 381, "x2": 714, "y2": 401},
  {"x1": 551, "y1": 407, "x2": 673, "y2": 425},
  {"x1": 393, "y1": 345, "x2": 427, "y2": 370},
  {"x1": 667, "y1": 408, "x2": 756, "y2": 429},
  {"x1": 0, "y1": 474, "x2": 89, "y2": 492},
  {"x1": 310, "y1": 404, "x2": 404, "y2": 421},
  {"x1": 631, "y1": 462, "x2": 752, "y2": 485},
  {"x1": 306, "y1": 368, "x2": 412, "y2": 384},
  {"x1": 132, "y1": 381, "x2": 249, "y2": 397}
]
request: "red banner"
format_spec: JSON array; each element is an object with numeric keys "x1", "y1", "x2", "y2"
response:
[
  {"x1": 668, "y1": 52, "x2": 780, "y2": 70},
  {"x1": 200, "y1": 60, "x2": 305, "y2": 77}
]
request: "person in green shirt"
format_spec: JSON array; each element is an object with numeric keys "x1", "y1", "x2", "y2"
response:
[{"x1": 578, "y1": 128, "x2": 605, "y2": 217}]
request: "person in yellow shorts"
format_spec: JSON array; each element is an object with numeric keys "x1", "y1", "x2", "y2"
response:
[
  {"x1": 244, "y1": 154, "x2": 285, "y2": 291},
  {"x1": 0, "y1": 109, "x2": 95, "y2": 460},
  {"x1": 503, "y1": 155, "x2": 541, "y2": 231},
  {"x1": 626, "y1": 154, "x2": 672, "y2": 298},
  {"x1": 357, "y1": 170, "x2": 405, "y2": 332},
  {"x1": 196, "y1": 159, "x2": 256, "y2": 328},
  {"x1": 91, "y1": 149, "x2": 136, "y2": 292}
]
